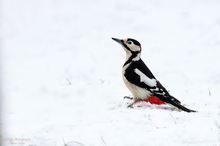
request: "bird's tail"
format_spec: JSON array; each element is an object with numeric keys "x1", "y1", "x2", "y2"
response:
[
  {"x1": 168, "y1": 99, "x2": 196, "y2": 113},
  {"x1": 157, "y1": 95, "x2": 196, "y2": 113}
]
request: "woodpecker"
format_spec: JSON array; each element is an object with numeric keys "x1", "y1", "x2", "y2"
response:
[{"x1": 112, "y1": 37, "x2": 196, "y2": 112}]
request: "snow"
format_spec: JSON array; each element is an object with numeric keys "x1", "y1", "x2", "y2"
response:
[{"x1": 1, "y1": 0, "x2": 220, "y2": 146}]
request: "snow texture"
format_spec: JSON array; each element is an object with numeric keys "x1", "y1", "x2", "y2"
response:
[{"x1": 1, "y1": 0, "x2": 220, "y2": 146}]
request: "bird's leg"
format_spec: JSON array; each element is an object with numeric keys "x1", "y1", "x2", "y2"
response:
[
  {"x1": 124, "y1": 96, "x2": 133, "y2": 100},
  {"x1": 128, "y1": 98, "x2": 143, "y2": 108}
]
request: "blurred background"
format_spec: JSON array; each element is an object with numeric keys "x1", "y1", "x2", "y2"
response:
[{"x1": 1, "y1": 0, "x2": 220, "y2": 145}]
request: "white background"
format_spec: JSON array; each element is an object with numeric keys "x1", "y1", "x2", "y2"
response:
[{"x1": 1, "y1": 0, "x2": 220, "y2": 145}]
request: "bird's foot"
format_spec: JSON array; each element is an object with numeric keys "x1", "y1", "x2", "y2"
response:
[
  {"x1": 127, "y1": 104, "x2": 134, "y2": 108},
  {"x1": 127, "y1": 99, "x2": 143, "y2": 108},
  {"x1": 124, "y1": 96, "x2": 133, "y2": 100}
]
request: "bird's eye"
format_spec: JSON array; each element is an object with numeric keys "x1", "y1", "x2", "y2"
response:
[{"x1": 127, "y1": 41, "x2": 133, "y2": 44}]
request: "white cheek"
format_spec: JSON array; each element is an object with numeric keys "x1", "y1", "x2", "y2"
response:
[{"x1": 130, "y1": 45, "x2": 140, "y2": 52}]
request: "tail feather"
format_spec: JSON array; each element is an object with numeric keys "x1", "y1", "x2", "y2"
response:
[
  {"x1": 169, "y1": 95, "x2": 181, "y2": 104},
  {"x1": 156, "y1": 94, "x2": 196, "y2": 113},
  {"x1": 168, "y1": 100, "x2": 196, "y2": 113}
]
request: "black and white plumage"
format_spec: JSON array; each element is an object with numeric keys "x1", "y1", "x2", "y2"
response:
[{"x1": 112, "y1": 37, "x2": 196, "y2": 112}]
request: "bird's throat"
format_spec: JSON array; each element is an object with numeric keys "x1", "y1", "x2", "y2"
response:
[{"x1": 124, "y1": 52, "x2": 141, "y2": 67}]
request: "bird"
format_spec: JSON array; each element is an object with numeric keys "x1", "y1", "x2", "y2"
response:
[{"x1": 112, "y1": 37, "x2": 196, "y2": 112}]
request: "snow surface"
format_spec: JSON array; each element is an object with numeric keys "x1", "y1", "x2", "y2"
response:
[{"x1": 1, "y1": 0, "x2": 220, "y2": 145}]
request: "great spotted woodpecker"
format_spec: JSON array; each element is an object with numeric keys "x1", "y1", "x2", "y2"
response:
[{"x1": 112, "y1": 37, "x2": 196, "y2": 112}]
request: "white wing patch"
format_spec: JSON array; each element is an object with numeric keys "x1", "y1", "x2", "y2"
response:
[{"x1": 134, "y1": 68, "x2": 157, "y2": 87}]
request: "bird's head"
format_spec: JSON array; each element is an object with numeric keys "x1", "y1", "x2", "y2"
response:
[{"x1": 112, "y1": 38, "x2": 142, "y2": 54}]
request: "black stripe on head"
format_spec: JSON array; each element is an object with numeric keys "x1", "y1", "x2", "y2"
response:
[
  {"x1": 123, "y1": 43, "x2": 133, "y2": 52},
  {"x1": 127, "y1": 38, "x2": 141, "y2": 47},
  {"x1": 123, "y1": 51, "x2": 140, "y2": 66}
]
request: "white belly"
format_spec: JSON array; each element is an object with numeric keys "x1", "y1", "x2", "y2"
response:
[{"x1": 123, "y1": 75, "x2": 152, "y2": 100}]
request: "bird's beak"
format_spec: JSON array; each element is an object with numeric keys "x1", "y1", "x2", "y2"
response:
[{"x1": 112, "y1": 38, "x2": 123, "y2": 45}]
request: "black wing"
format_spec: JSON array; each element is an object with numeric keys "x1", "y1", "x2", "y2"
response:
[
  {"x1": 124, "y1": 60, "x2": 155, "y2": 90},
  {"x1": 136, "y1": 59, "x2": 156, "y2": 79},
  {"x1": 124, "y1": 60, "x2": 196, "y2": 112},
  {"x1": 124, "y1": 60, "x2": 168, "y2": 92},
  {"x1": 124, "y1": 60, "x2": 181, "y2": 104}
]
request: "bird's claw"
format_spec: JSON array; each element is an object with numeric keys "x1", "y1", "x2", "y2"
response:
[
  {"x1": 127, "y1": 104, "x2": 134, "y2": 108},
  {"x1": 124, "y1": 96, "x2": 133, "y2": 100}
]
